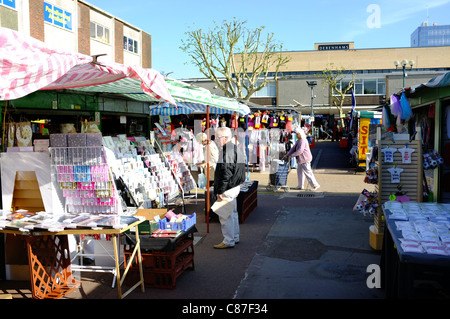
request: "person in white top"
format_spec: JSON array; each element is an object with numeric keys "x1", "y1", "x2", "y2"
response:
[{"x1": 195, "y1": 133, "x2": 219, "y2": 185}]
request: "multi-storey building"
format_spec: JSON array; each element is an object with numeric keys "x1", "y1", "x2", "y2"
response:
[
  {"x1": 0, "y1": 0, "x2": 151, "y2": 67},
  {"x1": 0, "y1": 0, "x2": 154, "y2": 136},
  {"x1": 411, "y1": 22, "x2": 450, "y2": 47},
  {"x1": 185, "y1": 41, "x2": 450, "y2": 120}
]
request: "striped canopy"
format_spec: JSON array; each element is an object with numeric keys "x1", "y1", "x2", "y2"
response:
[
  {"x1": 150, "y1": 100, "x2": 250, "y2": 115},
  {"x1": 0, "y1": 27, "x2": 175, "y2": 105},
  {"x1": 165, "y1": 79, "x2": 249, "y2": 114}
]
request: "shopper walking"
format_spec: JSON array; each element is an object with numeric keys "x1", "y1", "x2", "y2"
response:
[
  {"x1": 284, "y1": 127, "x2": 320, "y2": 190},
  {"x1": 211, "y1": 127, "x2": 246, "y2": 249}
]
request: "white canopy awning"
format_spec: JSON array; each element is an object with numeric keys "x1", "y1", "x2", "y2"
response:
[{"x1": 0, "y1": 27, "x2": 175, "y2": 105}]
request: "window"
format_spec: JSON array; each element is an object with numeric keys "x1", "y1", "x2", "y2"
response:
[
  {"x1": 123, "y1": 36, "x2": 138, "y2": 54},
  {"x1": 232, "y1": 80, "x2": 277, "y2": 98},
  {"x1": 253, "y1": 81, "x2": 276, "y2": 97},
  {"x1": 363, "y1": 80, "x2": 377, "y2": 94},
  {"x1": 337, "y1": 78, "x2": 385, "y2": 95},
  {"x1": 90, "y1": 22, "x2": 110, "y2": 44}
]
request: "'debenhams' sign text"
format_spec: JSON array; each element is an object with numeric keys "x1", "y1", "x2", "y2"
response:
[
  {"x1": 44, "y1": 2, "x2": 72, "y2": 31},
  {"x1": 318, "y1": 44, "x2": 350, "y2": 51}
]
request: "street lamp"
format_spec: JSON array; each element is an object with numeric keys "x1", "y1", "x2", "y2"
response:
[
  {"x1": 394, "y1": 60, "x2": 414, "y2": 88},
  {"x1": 306, "y1": 81, "x2": 317, "y2": 136}
]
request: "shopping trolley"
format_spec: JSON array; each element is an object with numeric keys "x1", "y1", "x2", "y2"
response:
[{"x1": 266, "y1": 159, "x2": 291, "y2": 192}]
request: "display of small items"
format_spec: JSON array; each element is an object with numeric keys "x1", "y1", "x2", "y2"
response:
[
  {"x1": 165, "y1": 152, "x2": 196, "y2": 193},
  {"x1": 50, "y1": 133, "x2": 118, "y2": 215},
  {"x1": 423, "y1": 150, "x2": 444, "y2": 170},
  {"x1": 354, "y1": 189, "x2": 379, "y2": 216},
  {"x1": 143, "y1": 153, "x2": 180, "y2": 205},
  {"x1": 147, "y1": 210, "x2": 196, "y2": 238},
  {"x1": 364, "y1": 163, "x2": 378, "y2": 184}
]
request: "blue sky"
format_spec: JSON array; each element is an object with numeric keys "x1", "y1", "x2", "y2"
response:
[{"x1": 87, "y1": 0, "x2": 450, "y2": 79}]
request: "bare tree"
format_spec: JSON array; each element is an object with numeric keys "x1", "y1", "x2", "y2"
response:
[
  {"x1": 317, "y1": 63, "x2": 356, "y2": 125},
  {"x1": 180, "y1": 18, "x2": 290, "y2": 101}
]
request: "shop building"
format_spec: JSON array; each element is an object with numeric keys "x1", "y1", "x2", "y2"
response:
[
  {"x1": 0, "y1": 0, "x2": 154, "y2": 136},
  {"x1": 411, "y1": 22, "x2": 450, "y2": 47},
  {"x1": 184, "y1": 42, "x2": 450, "y2": 119}
]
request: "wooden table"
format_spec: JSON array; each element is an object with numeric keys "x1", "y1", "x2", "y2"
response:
[{"x1": 0, "y1": 220, "x2": 145, "y2": 299}]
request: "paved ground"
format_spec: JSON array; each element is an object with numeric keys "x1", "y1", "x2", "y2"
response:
[
  {"x1": 0, "y1": 140, "x2": 397, "y2": 306},
  {"x1": 1, "y1": 140, "x2": 386, "y2": 303}
]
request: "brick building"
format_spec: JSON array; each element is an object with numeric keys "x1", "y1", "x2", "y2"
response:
[{"x1": 0, "y1": 0, "x2": 155, "y2": 136}]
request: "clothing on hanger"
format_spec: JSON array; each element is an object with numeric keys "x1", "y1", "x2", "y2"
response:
[
  {"x1": 399, "y1": 146, "x2": 415, "y2": 164},
  {"x1": 381, "y1": 147, "x2": 397, "y2": 163}
]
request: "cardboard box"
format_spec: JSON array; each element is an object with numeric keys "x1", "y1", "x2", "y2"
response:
[
  {"x1": 34, "y1": 144, "x2": 49, "y2": 152},
  {"x1": 34, "y1": 139, "x2": 50, "y2": 145},
  {"x1": 6, "y1": 147, "x2": 34, "y2": 152},
  {"x1": 134, "y1": 208, "x2": 167, "y2": 234},
  {"x1": 136, "y1": 208, "x2": 167, "y2": 221}
]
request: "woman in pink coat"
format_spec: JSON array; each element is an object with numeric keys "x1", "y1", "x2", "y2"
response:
[{"x1": 284, "y1": 127, "x2": 320, "y2": 190}]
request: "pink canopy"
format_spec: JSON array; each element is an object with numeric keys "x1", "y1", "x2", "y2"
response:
[{"x1": 0, "y1": 27, "x2": 176, "y2": 105}]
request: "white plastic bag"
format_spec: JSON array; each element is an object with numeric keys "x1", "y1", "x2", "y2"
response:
[{"x1": 198, "y1": 168, "x2": 207, "y2": 189}]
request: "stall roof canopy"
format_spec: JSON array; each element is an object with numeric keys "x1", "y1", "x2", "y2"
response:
[
  {"x1": 410, "y1": 71, "x2": 450, "y2": 94},
  {"x1": 150, "y1": 99, "x2": 250, "y2": 116},
  {"x1": 356, "y1": 110, "x2": 382, "y2": 118},
  {"x1": 0, "y1": 27, "x2": 251, "y2": 114},
  {"x1": 0, "y1": 27, "x2": 175, "y2": 105}
]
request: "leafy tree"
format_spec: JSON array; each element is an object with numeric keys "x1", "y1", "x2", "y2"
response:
[
  {"x1": 180, "y1": 18, "x2": 290, "y2": 101},
  {"x1": 317, "y1": 63, "x2": 356, "y2": 125}
]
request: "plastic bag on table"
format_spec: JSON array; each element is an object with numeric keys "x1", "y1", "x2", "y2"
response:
[{"x1": 198, "y1": 168, "x2": 207, "y2": 189}]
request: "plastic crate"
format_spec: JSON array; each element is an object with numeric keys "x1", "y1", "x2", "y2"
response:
[
  {"x1": 123, "y1": 236, "x2": 195, "y2": 289},
  {"x1": 158, "y1": 213, "x2": 196, "y2": 231}
]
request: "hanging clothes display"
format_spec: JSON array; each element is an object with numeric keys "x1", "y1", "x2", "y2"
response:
[
  {"x1": 387, "y1": 166, "x2": 403, "y2": 184},
  {"x1": 381, "y1": 147, "x2": 397, "y2": 163},
  {"x1": 247, "y1": 113, "x2": 255, "y2": 130},
  {"x1": 248, "y1": 130, "x2": 259, "y2": 165},
  {"x1": 278, "y1": 112, "x2": 286, "y2": 129},
  {"x1": 261, "y1": 111, "x2": 270, "y2": 128},
  {"x1": 399, "y1": 145, "x2": 415, "y2": 164},
  {"x1": 210, "y1": 115, "x2": 219, "y2": 129},
  {"x1": 259, "y1": 129, "x2": 270, "y2": 171},
  {"x1": 254, "y1": 111, "x2": 262, "y2": 129},
  {"x1": 285, "y1": 113, "x2": 293, "y2": 132},
  {"x1": 400, "y1": 93, "x2": 413, "y2": 121},
  {"x1": 390, "y1": 94, "x2": 402, "y2": 120},
  {"x1": 269, "y1": 112, "x2": 279, "y2": 128},
  {"x1": 238, "y1": 115, "x2": 246, "y2": 129}
]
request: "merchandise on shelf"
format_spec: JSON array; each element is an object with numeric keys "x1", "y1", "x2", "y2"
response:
[
  {"x1": 383, "y1": 201, "x2": 450, "y2": 256},
  {"x1": 103, "y1": 134, "x2": 181, "y2": 208},
  {"x1": 165, "y1": 152, "x2": 196, "y2": 193},
  {"x1": 50, "y1": 133, "x2": 119, "y2": 216}
]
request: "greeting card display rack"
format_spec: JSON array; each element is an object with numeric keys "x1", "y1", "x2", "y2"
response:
[
  {"x1": 103, "y1": 134, "x2": 192, "y2": 211},
  {"x1": 153, "y1": 135, "x2": 197, "y2": 212},
  {"x1": 50, "y1": 145, "x2": 128, "y2": 289},
  {"x1": 50, "y1": 146, "x2": 119, "y2": 215},
  {"x1": 372, "y1": 127, "x2": 423, "y2": 249}
]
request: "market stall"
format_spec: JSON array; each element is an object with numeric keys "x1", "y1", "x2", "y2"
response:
[
  {"x1": 149, "y1": 85, "x2": 252, "y2": 232},
  {"x1": 348, "y1": 110, "x2": 382, "y2": 169},
  {"x1": 0, "y1": 28, "x2": 194, "y2": 297},
  {"x1": 381, "y1": 201, "x2": 450, "y2": 298},
  {"x1": 0, "y1": 27, "x2": 175, "y2": 105}
]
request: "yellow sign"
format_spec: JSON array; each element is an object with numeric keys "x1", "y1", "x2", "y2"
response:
[{"x1": 358, "y1": 118, "x2": 370, "y2": 161}]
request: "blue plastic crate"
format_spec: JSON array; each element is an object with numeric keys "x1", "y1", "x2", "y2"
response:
[{"x1": 158, "y1": 213, "x2": 196, "y2": 231}]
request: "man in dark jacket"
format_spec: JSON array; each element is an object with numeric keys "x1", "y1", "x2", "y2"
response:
[{"x1": 212, "y1": 127, "x2": 246, "y2": 249}]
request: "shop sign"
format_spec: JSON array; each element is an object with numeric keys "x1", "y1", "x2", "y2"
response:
[
  {"x1": 358, "y1": 117, "x2": 370, "y2": 160},
  {"x1": 0, "y1": 0, "x2": 15, "y2": 9},
  {"x1": 44, "y1": 2, "x2": 72, "y2": 31},
  {"x1": 318, "y1": 44, "x2": 349, "y2": 51}
]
